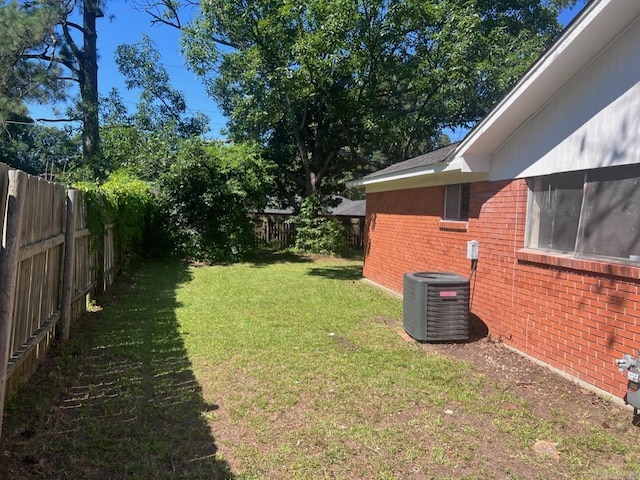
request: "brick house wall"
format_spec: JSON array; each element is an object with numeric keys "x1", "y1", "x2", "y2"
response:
[{"x1": 364, "y1": 179, "x2": 640, "y2": 398}]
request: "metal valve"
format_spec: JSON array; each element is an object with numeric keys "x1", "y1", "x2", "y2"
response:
[
  {"x1": 616, "y1": 349, "x2": 640, "y2": 415},
  {"x1": 617, "y1": 353, "x2": 637, "y2": 372}
]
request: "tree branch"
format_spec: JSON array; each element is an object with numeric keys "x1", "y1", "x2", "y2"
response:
[
  {"x1": 317, "y1": 151, "x2": 336, "y2": 183},
  {"x1": 21, "y1": 53, "x2": 77, "y2": 74},
  {"x1": 138, "y1": 4, "x2": 239, "y2": 50},
  {"x1": 146, "y1": 9, "x2": 181, "y2": 29},
  {"x1": 61, "y1": 22, "x2": 82, "y2": 61},
  {"x1": 64, "y1": 21, "x2": 88, "y2": 35},
  {"x1": 35, "y1": 117, "x2": 79, "y2": 123}
]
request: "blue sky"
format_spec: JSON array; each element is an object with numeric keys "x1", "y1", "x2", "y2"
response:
[
  {"x1": 28, "y1": 0, "x2": 586, "y2": 141},
  {"x1": 97, "y1": 1, "x2": 228, "y2": 135},
  {"x1": 28, "y1": 0, "x2": 226, "y2": 136}
]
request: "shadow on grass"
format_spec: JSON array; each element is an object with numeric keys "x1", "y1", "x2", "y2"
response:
[
  {"x1": 246, "y1": 248, "x2": 314, "y2": 268},
  {"x1": 306, "y1": 264, "x2": 363, "y2": 281},
  {"x1": 244, "y1": 247, "x2": 364, "y2": 269},
  {"x1": 2, "y1": 261, "x2": 233, "y2": 480}
]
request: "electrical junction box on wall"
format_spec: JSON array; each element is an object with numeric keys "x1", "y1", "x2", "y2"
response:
[{"x1": 467, "y1": 240, "x2": 479, "y2": 260}]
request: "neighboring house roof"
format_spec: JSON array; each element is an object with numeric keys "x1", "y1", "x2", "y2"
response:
[
  {"x1": 348, "y1": 0, "x2": 640, "y2": 189},
  {"x1": 331, "y1": 198, "x2": 366, "y2": 217},
  {"x1": 263, "y1": 206, "x2": 294, "y2": 215},
  {"x1": 261, "y1": 196, "x2": 366, "y2": 217}
]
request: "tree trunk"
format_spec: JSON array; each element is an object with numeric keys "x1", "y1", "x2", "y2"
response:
[
  {"x1": 80, "y1": 0, "x2": 100, "y2": 166},
  {"x1": 306, "y1": 171, "x2": 320, "y2": 197}
]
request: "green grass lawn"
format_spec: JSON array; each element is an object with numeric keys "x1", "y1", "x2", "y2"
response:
[{"x1": 3, "y1": 254, "x2": 640, "y2": 479}]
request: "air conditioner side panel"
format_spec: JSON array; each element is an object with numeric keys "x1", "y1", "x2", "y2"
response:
[{"x1": 403, "y1": 273, "x2": 428, "y2": 341}]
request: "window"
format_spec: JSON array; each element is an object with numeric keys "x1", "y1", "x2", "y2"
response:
[
  {"x1": 526, "y1": 165, "x2": 640, "y2": 262},
  {"x1": 444, "y1": 183, "x2": 470, "y2": 220}
]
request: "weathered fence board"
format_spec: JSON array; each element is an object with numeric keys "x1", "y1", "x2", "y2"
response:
[
  {"x1": 255, "y1": 215, "x2": 298, "y2": 247},
  {"x1": 0, "y1": 169, "x2": 27, "y2": 438},
  {"x1": 103, "y1": 223, "x2": 117, "y2": 290},
  {"x1": 255, "y1": 215, "x2": 366, "y2": 249},
  {"x1": 0, "y1": 164, "x2": 121, "y2": 438}
]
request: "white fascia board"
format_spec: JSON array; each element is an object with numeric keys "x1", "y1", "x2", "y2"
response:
[
  {"x1": 346, "y1": 161, "x2": 451, "y2": 189},
  {"x1": 363, "y1": 169, "x2": 489, "y2": 194},
  {"x1": 452, "y1": 0, "x2": 640, "y2": 161}
]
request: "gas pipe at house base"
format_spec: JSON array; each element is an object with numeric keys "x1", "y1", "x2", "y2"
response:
[{"x1": 616, "y1": 350, "x2": 640, "y2": 413}]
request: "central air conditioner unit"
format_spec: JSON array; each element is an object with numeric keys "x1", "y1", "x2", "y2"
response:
[{"x1": 403, "y1": 271, "x2": 470, "y2": 342}]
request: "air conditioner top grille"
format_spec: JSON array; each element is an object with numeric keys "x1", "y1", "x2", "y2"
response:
[
  {"x1": 406, "y1": 271, "x2": 467, "y2": 284},
  {"x1": 413, "y1": 272, "x2": 460, "y2": 278}
]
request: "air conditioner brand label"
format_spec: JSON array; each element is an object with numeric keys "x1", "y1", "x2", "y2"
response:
[{"x1": 440, "y1": 291, "x2": 457, "y2": 297}]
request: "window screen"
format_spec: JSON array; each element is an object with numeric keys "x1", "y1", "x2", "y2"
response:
[
  {"x1": 578, "y1": 165, "x2": 640, "y2": 260},
  {"x1": 527, "y1": 165, "x2": 640, "y2": 262},
  {"x1": 528, "y1": 172, "x2": 584, "y2": 252},
  {"x1": 444, "y1": 184, "x2": 470, "y2": 220}
]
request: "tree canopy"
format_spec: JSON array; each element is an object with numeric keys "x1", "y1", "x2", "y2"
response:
[
  {"x1": 0, "y1": 0, "x2": 104, "y2": 167},
  {"x1": 0, "y1": 0, "x2": 66, "y2": 125},
  {"x1": 95, "y1": 35, "x2": 210, "y2": 181},
  {"x1": 0, "y1": 123, "x2": 79, "y2": 175},
  {"x1": 114, "y1": 34, "x2": 209, "y2": 138},
  {"x1": 156, "y1": 140, "x2": 274, "y2": 261},
  {"x1": 176, "y1": 0, "x2": 568, "y2": 198}
]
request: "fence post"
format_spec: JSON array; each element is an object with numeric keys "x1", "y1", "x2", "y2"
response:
[
  {"x1": 0, "y1": 170, "x2": 27, "y2": 438},
  {"x1": 96, "y1": 231, "x2": 105, "y2": 298},
  {"x1": 60, "y1": 189, "x2": 78, "y2": 341},
  {"x1": 266, "y1": 217, "x2": 271, "y2": 243}
]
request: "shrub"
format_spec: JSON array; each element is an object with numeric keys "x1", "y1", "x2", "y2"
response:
[
  {"x1": 74, "y1": 169, "x2": 152, "y2": 267},
  {"x1": 290, "y1": 195, "x2": 349, "y2": 256},
  {"x1": 156, "y1": 139, "x2": 273, "y2": 262}
]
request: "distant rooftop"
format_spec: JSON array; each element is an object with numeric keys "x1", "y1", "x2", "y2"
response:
[
  {"x1": 331, "y1": 198, "x2": 365, "y2": 217},
  {"x1": 263, "y1": 196, "x2": 366, "y2": 217}
]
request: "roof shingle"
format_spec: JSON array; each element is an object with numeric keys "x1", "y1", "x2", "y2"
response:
[{"x1": 362, "y1": 142, "x2": 460, "y2": 180}]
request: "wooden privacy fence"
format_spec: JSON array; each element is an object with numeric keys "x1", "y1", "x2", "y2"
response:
[
  {"x1": 255, "y1": 215, "x2": 298, "y2": 247},
  {"x1": 0, "y1": 164, "x2": 117, "y2": 438},
  {"x1": 255, "y1": 215, "x2": 366, "y2": 249}
]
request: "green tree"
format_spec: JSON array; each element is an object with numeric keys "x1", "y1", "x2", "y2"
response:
[
  {"x1": 177, "y1": 0, "x2": 569, "y2": 197},
  {"x1": 9, "y1": 0, "x2": 104, "y2": 167},
  {"x1": 0, "y1": 0, "x2": 66, "y2": 125},
  {"x1": 115, "y1": 34, "x2": 209, "y2": 138},
  {"x1": 289, "y1": 194, "x2": 348, "y2": 256},
  {"x1": 0, "y1": 123, "x2": 79, "y2": 175},
  {"x1": 156, "y1": 139, "x2": 274, "y2": 261},
  {"x1": 100, "y1": 33, "x2": 211, "y2": 181},
  {"x1": 100, "y1": 121, "x2": 181, "y2": 181}
]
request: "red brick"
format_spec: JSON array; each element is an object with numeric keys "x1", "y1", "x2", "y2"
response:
[{"x1": 364, "y1": 179, "x2": 640, "y2": 398}]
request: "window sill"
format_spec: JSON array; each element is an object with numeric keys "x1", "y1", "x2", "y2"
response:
[
  {"x1": 517, "y1": 248, "x2": 640, "y2": 279},
  {"x1": 438, "y1": 220, "x2": 468, "y2": 232}
]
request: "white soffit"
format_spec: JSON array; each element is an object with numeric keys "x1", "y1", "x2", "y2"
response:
[{"x1": 453, "y1": 0, "x2": 640, "y2": 161}]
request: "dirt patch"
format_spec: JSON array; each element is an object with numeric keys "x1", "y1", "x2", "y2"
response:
[
  {"x1": 330, "y1": 333, "x2": 360, "y2": 352},
  {"x1": 381, "y1": 313, "x2": 628, "y2": 418},
  {"x1": 419, "y1": 329, "x2": 621, "y2": 423}
]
